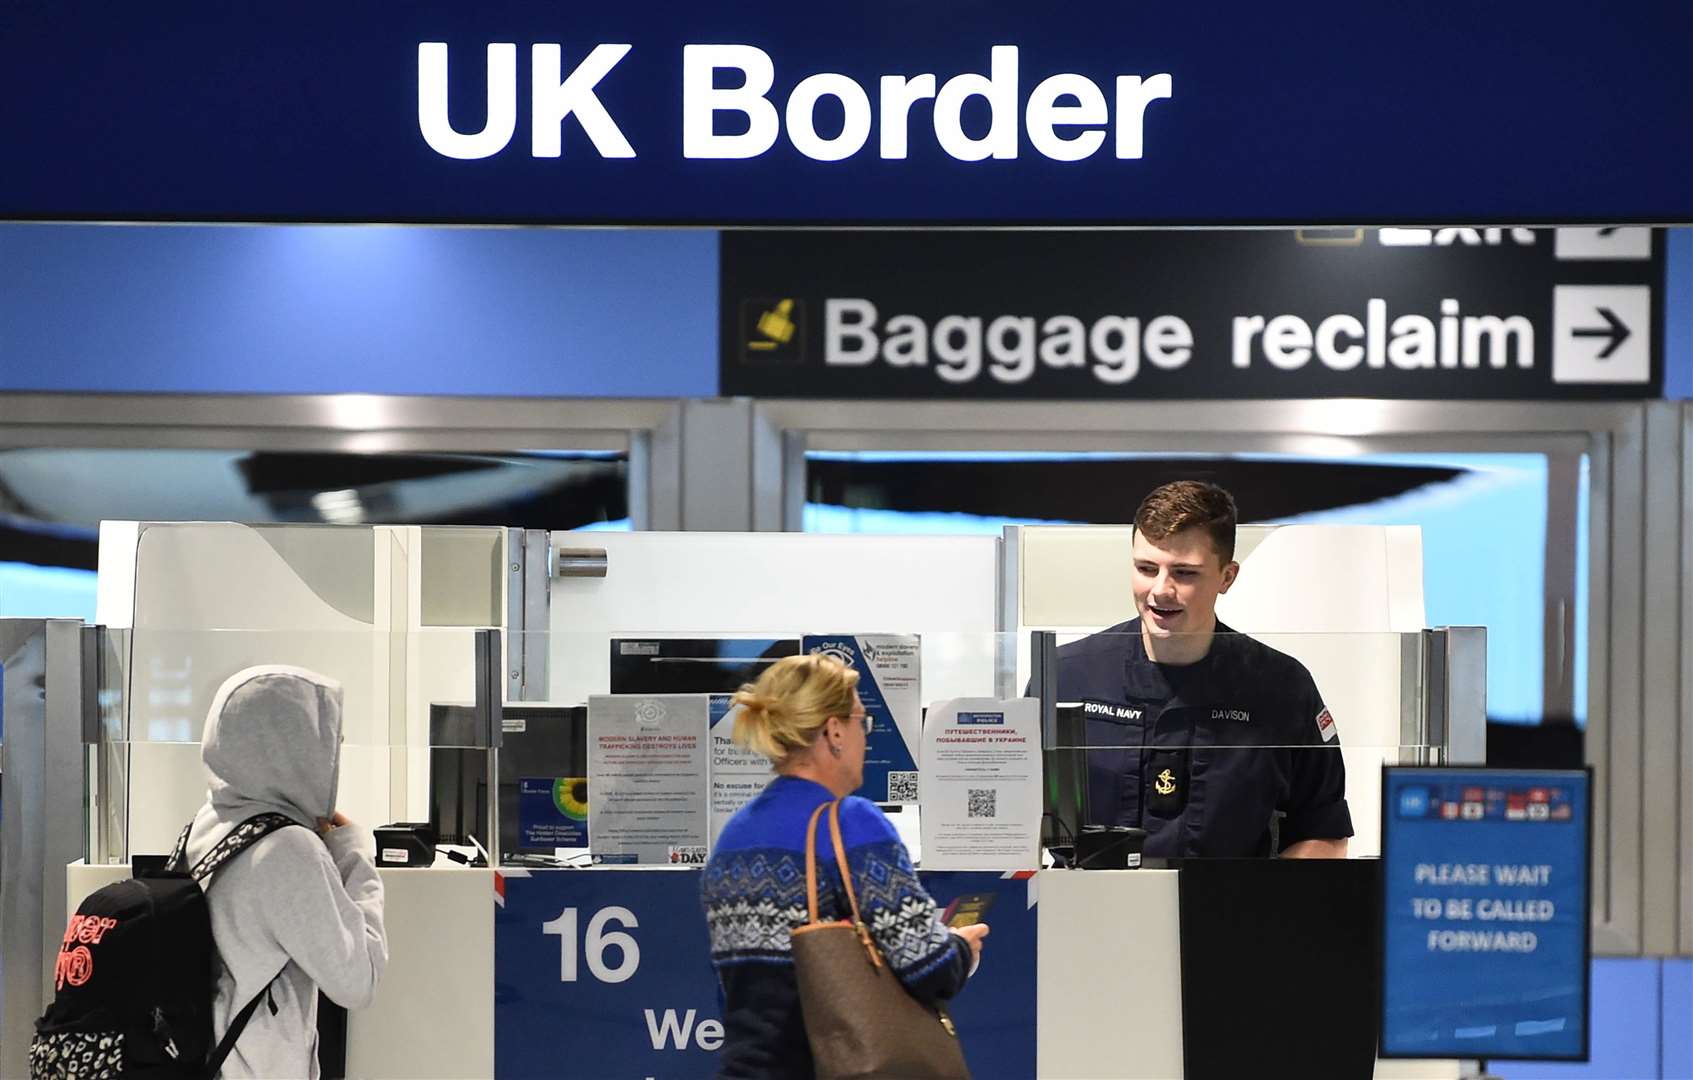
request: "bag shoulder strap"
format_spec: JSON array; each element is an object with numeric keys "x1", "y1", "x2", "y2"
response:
[
  {"x1": 801, "y1": 797, "x2": 883, "y2": 968},
  {"x1": 155, "y1": 814, "x2": 300, "y2": 1076},
  {"x1": 825, "y1": 800, "x2": 864, "y2": 926},
  {"x1": 165, "y1": 823, "x2": 194, "y2": 874},
  {"x1": 186, "y1": 813, "x2": 305, "y2": 887},
  {"x1": 802, "y1": 801, "x2": 830, "y2": 924},
  {"x1": 201, "y1": 965, "x2": 287, "y2": 1080}
]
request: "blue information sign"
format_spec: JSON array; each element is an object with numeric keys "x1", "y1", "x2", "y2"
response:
[
  {"x1": 802, "y1": 634, "x2": 920, "y2": 804},
  {"x1": 1380, "y1": 767, "x2": 1591, "y2": 1060},
  {"x1": 2, "y1": 1, "x2": 1690, "y2": 224}
]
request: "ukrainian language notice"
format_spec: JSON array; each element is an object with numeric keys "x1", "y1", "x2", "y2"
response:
[{"x1": 919, "y1": 698, "x2": 1041, "y2": 871}]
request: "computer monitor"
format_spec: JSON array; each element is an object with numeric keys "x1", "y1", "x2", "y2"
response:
[
  {"x1": 609, "y1": 637, "x2": 799, "y2": 695},
  {"x1": 1045, "y1": 703, "x2": 1091, "y2": 852},
  {"x1": 428, "y1": 703, "x2": 587, "y2": 858}
]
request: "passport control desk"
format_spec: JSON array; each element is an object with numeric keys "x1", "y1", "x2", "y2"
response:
[
  {"x1": 64, "y1": 521, "x2": 1471, "y2": 1076},
  {"x1": 66, "y1": 861, "x2": 1461, "y2": 1079}
]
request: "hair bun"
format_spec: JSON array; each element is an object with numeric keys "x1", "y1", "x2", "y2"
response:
[
  {"x1": 729, "y1": 655, "x2": 860, "y2": 765},
  {"x1": 730, "y1": 688, "x2": 780, "y2": 726},
  {"x1": 730, "y1": 687, "x2": 786, "y2": 759}
]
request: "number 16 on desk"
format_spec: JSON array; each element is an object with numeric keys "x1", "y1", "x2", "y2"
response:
[{"x1": 542, "y1": 906, "x2": 641, "y2": 983}]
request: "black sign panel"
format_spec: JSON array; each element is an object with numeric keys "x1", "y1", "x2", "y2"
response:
[{"x1": 719, "y1": 229, "x2": 1664, "y2": 399}]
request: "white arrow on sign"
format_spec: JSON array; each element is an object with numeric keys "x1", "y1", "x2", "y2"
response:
[
  {"x1": 1551, "y1": 286, "x2": 1651, "y2": 384},
  {"x1": 1554, "y1": 227, "x2": 1652, "y2": 260}
]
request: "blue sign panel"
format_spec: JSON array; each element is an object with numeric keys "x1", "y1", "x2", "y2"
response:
[
  {"x1": 494, "y1": 868, "x2": 1035, "y2": 1078},
  {"x1": 920, "y1": 872, "x2": 1039, "y2": 1080},
  {"x1": 1380, "y1": 767, "x2": 1592, "y2": 1060},
  {"x1": 1, "y1": 2, "x2": 1690, "y2": 225},
  {"x1": 802, "y1": 634, "x2": 920, "y2": 804},
  {"x1": 495, "y1": 869, "x2": 722, "y2": 1079}
]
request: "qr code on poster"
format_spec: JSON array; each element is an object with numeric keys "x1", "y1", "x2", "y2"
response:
[
  {"x1": 967, "y1": 789, "x2": 997, "y2": 819},
  {"x1": 887, "y1": 772, "x2": 920, "y2": 802}
]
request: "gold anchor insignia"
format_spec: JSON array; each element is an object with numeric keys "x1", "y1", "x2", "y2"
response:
[{"x1": 1154, "y1": 768, "x2": 1177, "y2": 796}]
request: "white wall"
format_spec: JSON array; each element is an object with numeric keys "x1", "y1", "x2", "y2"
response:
[{"x1": 547, "y1": 532, "x2": 1002, "y2": 706}]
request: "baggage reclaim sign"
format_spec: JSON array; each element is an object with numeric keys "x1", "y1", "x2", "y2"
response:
[{"x1": 719, "y1": 228, "x2": 1665, "y2": 399}]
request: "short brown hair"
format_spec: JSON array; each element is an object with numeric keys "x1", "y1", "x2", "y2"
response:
[{"x1": 1134, "y1": 481, "x2": 1237, "y2": 563}]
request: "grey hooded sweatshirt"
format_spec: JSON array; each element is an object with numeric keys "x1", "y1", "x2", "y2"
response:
[{"x1": 183, "y1": 665, "x2": 387, "y2": 1080}]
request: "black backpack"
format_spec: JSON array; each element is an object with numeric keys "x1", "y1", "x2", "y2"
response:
[{"x1": 31, "y1": 813, "x2": 304, "y2": 1079}]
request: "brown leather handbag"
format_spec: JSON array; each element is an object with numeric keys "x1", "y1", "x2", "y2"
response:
[{"x1": 790, "y1": 798, "x2": 971, "y2": 1080}]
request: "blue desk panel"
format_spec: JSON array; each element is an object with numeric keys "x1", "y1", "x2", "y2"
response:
[{"x1": 493, "y1": 868, "x2": 1034, "y2": 1079}]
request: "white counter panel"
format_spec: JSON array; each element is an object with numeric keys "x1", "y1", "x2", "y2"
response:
[
  {"x1": 1037, "y1": 869, "x2": 1183, "y2": 1079},
  {"x1": 347, "y1": 867, "x2": 495, "y2": 1080}
]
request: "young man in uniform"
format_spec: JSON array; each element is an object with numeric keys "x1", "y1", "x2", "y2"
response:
[{"x1": 1056, "y1": 480, "x2": 1352, "y2": 858}]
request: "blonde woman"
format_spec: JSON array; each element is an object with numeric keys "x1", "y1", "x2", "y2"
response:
[{"x1": 700, "y1": 653, "x2": 989, "y2": 1079}]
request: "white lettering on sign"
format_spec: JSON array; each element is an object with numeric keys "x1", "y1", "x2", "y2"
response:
[
  {"x1": 1232, "y1": 299, "x2": 1533, "y2": 372},
  {"x1": 1426, "y1": 929, "x2": 1539, "y2": 952},
  {"x1": 646, "y1": 1007, "x2": 688, "y2": 1049},
  {"x1": 931, "y1": 45, "x2": 1020, "y2": 161},
  {"x1": 786, "y1": 73, "x2": 874, "y2": 161},
  {"x1": 1379, "y1": 228, "x2": 1537, "y2": 247},
  {"x1": 820, "y1": 297, "x2": 1545, "y2": 386},
  {"x1": 420, "y1": 43, "x2": 1173, "y2": 163},
  {"x1": 418, "y1": 43, "x2": 518, "y2": 160},
  {"x1": 1476, "y1": 898, "x2": 1556, "y2": 921},
  {"x1": 531, "y1": 44, "x2": 637, "y2": 158},
  {"x1": 1493, "y1": 863, "x2": 1552, "y2": 886},
  {"x1": 419, "y1": 43, "x2": 636, "y2": 160},
  {"x1": 542, "y1": 905, "x2": 641, "y2": 983},
  {"x1": 1413, "y1": 862, "x2": 1491, "y2": 886},
  {"x1": 685, "y1": 46, "x2": 1173, "y2": 162},
  {"x1": 683, "y1": 45, "x2": 780, "y2": 160},
  {"x1": 825, "y1": 298, "x2": 1193, "y2": 385},
  {"x1": 646, "y1": 1008, "x2": 727, "y2": 1051}
]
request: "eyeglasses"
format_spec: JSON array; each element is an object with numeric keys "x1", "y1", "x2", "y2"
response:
[{"x1": 848, "y1": 711, "x2": 873, "y2": 734}]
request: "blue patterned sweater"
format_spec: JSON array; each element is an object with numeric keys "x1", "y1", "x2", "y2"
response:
[{"x1": 701, "y1": 775, "x2": 970, "y2": 1079}]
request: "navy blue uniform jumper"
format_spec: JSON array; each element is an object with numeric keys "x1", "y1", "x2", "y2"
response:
[{"x1": 1056, "y1": 617, "x2": 1353, "y2": 857}]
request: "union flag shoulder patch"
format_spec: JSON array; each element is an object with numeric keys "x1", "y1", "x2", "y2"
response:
[{"x1": 1315, "y1": 707, "x2": 1338, "y2": 742}]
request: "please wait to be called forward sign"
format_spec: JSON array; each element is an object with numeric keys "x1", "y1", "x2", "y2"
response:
[{"x1": 1380, "y1": 768, "x2": 1591, "y2": 1061}]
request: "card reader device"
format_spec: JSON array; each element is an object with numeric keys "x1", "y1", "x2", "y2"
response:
[{"x1": 374, "y1": 822, "x2": 437, "y2": 867}]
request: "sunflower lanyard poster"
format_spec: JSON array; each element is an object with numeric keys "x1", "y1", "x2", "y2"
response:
[
  {"x1": 517, "y1": 776, "x2": 589, "y2": 849},
  {"x1": 587, "y1": 694, "x2": 712, "y2": 865}
]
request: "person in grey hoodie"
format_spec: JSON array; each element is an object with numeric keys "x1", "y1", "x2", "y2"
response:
[{"x1": 182, "y1": 665, "x2": 388, "y2": 1079}]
